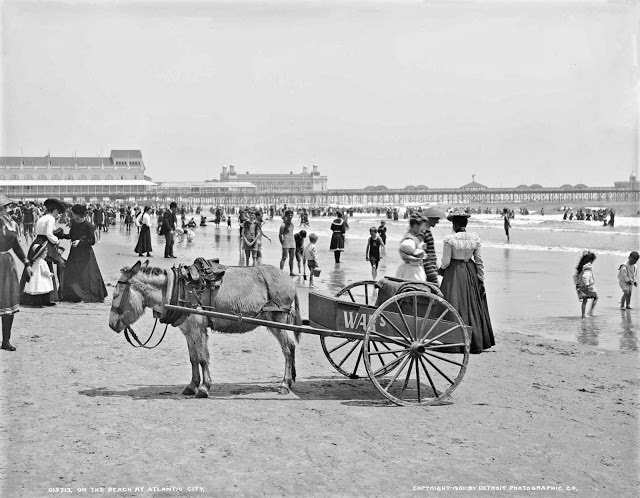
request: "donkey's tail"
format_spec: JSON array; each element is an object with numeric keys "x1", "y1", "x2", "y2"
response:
[{"x1": 292, "y1": 292, "x2": 302, "y2": 343}]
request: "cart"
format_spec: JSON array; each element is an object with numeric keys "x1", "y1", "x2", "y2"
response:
[{"x1": 165, "y1": 277, "x2": 470, "y2": 406}]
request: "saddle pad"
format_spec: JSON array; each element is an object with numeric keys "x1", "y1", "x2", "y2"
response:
[{"x1": 179, "y1": 257, "x2": 227, "y2": 287}]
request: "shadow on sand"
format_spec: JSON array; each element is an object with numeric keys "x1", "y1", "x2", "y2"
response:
[{"x1": 79, "y1": 377, "x2": 454, "y2": 407}]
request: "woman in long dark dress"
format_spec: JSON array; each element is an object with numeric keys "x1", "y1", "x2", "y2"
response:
[
  {"x1": 439, "y1": 208, "x2": 495, "y2": 354},
  {"x1": 329, "y1": 211, "x2": 348, "y2": 263},
  {"x1": 61, "y1": 204, "x2": 107, "y2": 303},
  {"x1": 134, "y1": 205, "x2": 153, "y2": 257},
  {"x1": 0, "y1": 193, "x2": 33, "y2": 351}
]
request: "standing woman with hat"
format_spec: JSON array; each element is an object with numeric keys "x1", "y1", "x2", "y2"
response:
[
  {"x1": 134, "y1": 205, "x2": 153, "y2": 258},
  {"x1": 20, "y1": 198, "x2": 66, "y2": 306},
  {"x1": 329, "y1": 211, "x2": 348, "y2": 263},
  {"x1": 439, "y1": 208, "x2": 495, "y2": 353},
  {"x1": 61, "y1": 204, "x2": 107, "y2": 302},
  {"x1": 0, "y1": 193, "x2": 33, "y2": 350}
]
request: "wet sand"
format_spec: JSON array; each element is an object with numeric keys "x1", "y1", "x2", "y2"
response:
[{"x1": 1, "y1": 219, "x2": 638, "y2": 497}]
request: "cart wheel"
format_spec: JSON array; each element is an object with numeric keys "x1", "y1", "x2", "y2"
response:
[
  {"x1": 320, "y1": 280, "x2": 384, "y2": 379},
  {"x1": 363, "y1": 291, "x2": 469, "y2": 406}
]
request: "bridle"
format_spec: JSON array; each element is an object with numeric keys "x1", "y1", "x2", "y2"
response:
[{"x1": 113, "y1": 277, "x2": 169, "y2": 349}]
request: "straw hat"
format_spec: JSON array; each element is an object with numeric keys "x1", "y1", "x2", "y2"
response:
[
  {"x1": 423, "y1": 206, "x2": 446, "y2": 219},
  {"x1": 0, "y1": 192, "x2": 16, "y2": 207},
  {"x1": 446, "y1": 207, "x2": 471, "y2": 221},
  {"x1": 0, "y1": 193, "x2": 16, "y2": 208},
  {"x1": 27, "y1": 239, "x2": 49, "y2": 262}
]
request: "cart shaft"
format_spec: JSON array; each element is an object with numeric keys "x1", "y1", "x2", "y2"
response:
[{"x1": 163, "y1": 304, "x2": 369, "y2": 341}]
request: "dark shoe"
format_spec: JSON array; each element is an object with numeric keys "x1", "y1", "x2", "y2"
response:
[
  {"x1": 1, "y1": 343, "x2": 16, "y2": 351},
  {"x1": 170, "y1": 256, "x2": 177, "y2": 258},
  {"x1": 45, "y1": 302, "x2": 57, "y2": 307},
  {"x1": 146, "y1": 254, "x2": 152, "y2": 257}
]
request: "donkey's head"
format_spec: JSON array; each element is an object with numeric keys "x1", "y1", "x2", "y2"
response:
[{"x1": 109, "y1": 260, "x2": 149, "y2": 333}]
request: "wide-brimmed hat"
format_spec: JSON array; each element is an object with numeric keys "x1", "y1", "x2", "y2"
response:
[
  {"x1": 43, "y1": 198, "x2": 67, "y2": 213},
  {"x1": 0, "y1": 193, "x2": 16, "y2": 208},
  {"x1": 409, "y1": 212, "x2": 429, "y2": 223},
  {"x1": 446, "y1": 207, "x2": 471, "y2": 221},
  {"x1": 423, "y1": 206, "x2": 446, "y2": 219},
  {"x1": 27, "y1": 239, "x2": 49, "y2": 261},
  {"x1": 71, "y1": 204, "x2": 87, "y2": 217}
]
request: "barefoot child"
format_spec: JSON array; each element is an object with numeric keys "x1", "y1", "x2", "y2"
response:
[
  {"x1": 618, "y1": 251, "x2": 639, "y2": 310},
  {"x1": 574, "y1": 251, "x2": 598, "y2": 319},
  {"x1": 303, "y1": 233, "x2": 319, "y2": 287},
  {"x1": 294, "y1": 230, "x2": 307, "y2": 276},
  {"x1": 365, "y1": 226, "x2": 384, "y2": 279}
]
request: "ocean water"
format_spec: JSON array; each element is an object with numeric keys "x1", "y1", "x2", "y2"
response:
[{"x1": 92, "y1": 212, "x2": 640, "y2": 352}]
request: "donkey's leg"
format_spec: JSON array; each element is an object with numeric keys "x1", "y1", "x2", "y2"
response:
[
  {"x1": 194, "y1": 320, "x2": 212, "y2": 399},
  {"x1": 181, "y1": 324, "x2": 201, "y2": 396},
  {"x1": 268, "y1": 327, "x2": 296, "y2": 395}
]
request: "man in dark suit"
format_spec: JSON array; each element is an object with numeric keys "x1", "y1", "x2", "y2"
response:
[{"x1": 162, "y1": 202, "x2": 177, "y2": 258}]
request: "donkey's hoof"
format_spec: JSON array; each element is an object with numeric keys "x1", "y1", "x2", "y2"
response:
[
  {"x1": 278, "y1": 386, "x2": 290, "y2": 395},
  {"x1": 182, "y1": 386, "x2": 196, "y2": 396},
  {"x1": 195, "y1": 388, "x2": 209, "y2": 398}
]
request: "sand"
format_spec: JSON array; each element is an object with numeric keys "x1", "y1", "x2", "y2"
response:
[{"x1": 1, "y1": 222, "x2": 638, "y2": 497}]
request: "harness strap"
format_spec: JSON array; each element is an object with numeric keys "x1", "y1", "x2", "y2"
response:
[{"x1": 124, "y1": 321, "x2": 170, "y2": 349}]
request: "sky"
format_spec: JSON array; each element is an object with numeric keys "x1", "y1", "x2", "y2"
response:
[{"x1": 1, "y1": 0, "x2": 639, "y2": 189}]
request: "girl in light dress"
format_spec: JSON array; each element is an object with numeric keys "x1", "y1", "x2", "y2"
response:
[
  {"x1": 574, "y1": 251, "x2": 598, "y2": 319},
  {"x1": 22, "y1": 241, "x2": 54, "y2": 298}
]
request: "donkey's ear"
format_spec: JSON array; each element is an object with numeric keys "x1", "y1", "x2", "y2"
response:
[
  {"x1": 130, "y1": 260, "x2": 142, "y2": 276},
  {"x1": 141, "y1": 260, "x2": 150, "y2": 270}
]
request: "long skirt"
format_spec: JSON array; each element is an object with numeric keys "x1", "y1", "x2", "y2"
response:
[
  {"x1": 330, "y1": 232, "x2": 344, "y2": 251},
  {"x1": 134, "y1": 225, "x2": 153, "y2": 254},
  {"x1": 0, "y1": 252, "x2": 20, "y2": 315},
  {"x1": 440, "y1": 259, "x2": 495, "y2": 354},
  {"x1": 61, "y1": 245, "x2": 107, "y2": 303}
]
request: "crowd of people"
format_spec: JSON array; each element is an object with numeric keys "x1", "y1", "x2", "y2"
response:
[
  {"x1": 0, "y1": 194, "x2": 637, "y2": 354},
  {"x1": 562, "y1": 207, "x2": 615, "y2": 225}
]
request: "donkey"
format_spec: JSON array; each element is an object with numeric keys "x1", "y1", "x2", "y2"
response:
[{"x1": 108, "y1": 260, "x2": 302, "y2": 398}]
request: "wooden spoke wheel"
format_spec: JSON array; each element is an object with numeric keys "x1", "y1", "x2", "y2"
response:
[
  {"x1": 320, "y1": 280, "x2": 387, "y2": 379},
  {"x1": 363, "y1": 291, "x2": 469, "y2": 406}
]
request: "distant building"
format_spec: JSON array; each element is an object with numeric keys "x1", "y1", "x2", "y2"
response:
[
  {"x1": 154, "y1": 181, "x2": 257, "y2": 197},
  {"x1": 614, "y1": 174, "x2": 639, "y2": 189},
  {"x1": 218, "y1": 164, "x2": 327, "y2": 193},
  {"x1": 460, "y1": 180, "x2": 487, "y2": 190},
  {"x1": 0, "y1": 150, "x2": 155, "y2": 200}
]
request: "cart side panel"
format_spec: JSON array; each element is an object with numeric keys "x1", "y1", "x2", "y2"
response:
[
  {"x1": 308, "y1": 292, "x2": 339, "y2": 330},
  {"x1": 309, "y1": 292, "x2": 374, "y2": 335},
  {"x1": 309, "y1": 292, "x2": 467, "y2": 344}
]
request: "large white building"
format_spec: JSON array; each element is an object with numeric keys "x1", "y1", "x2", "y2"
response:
[
  {"x1": 0, "y1": 150, "x2": 330, "y2": 203},
  {"x1": 219, "y1": 164, "x2": 327, "y2": 192},
  {"x1": 0, "y1": 150, "x2": 155, "y2": 201}
]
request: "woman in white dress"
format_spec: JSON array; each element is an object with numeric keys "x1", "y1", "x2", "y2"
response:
[{"x1": 396, "y1": 214, "x2": 428, "y2": 281}]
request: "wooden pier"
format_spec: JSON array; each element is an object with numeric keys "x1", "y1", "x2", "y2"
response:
[{"x1": 141, "y1": 186, "x2": 640, "y2": 207}]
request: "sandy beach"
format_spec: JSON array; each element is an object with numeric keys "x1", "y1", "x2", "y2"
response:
[{"x1": 1, "y1": 216, "x2": 639, "y2": 497}]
